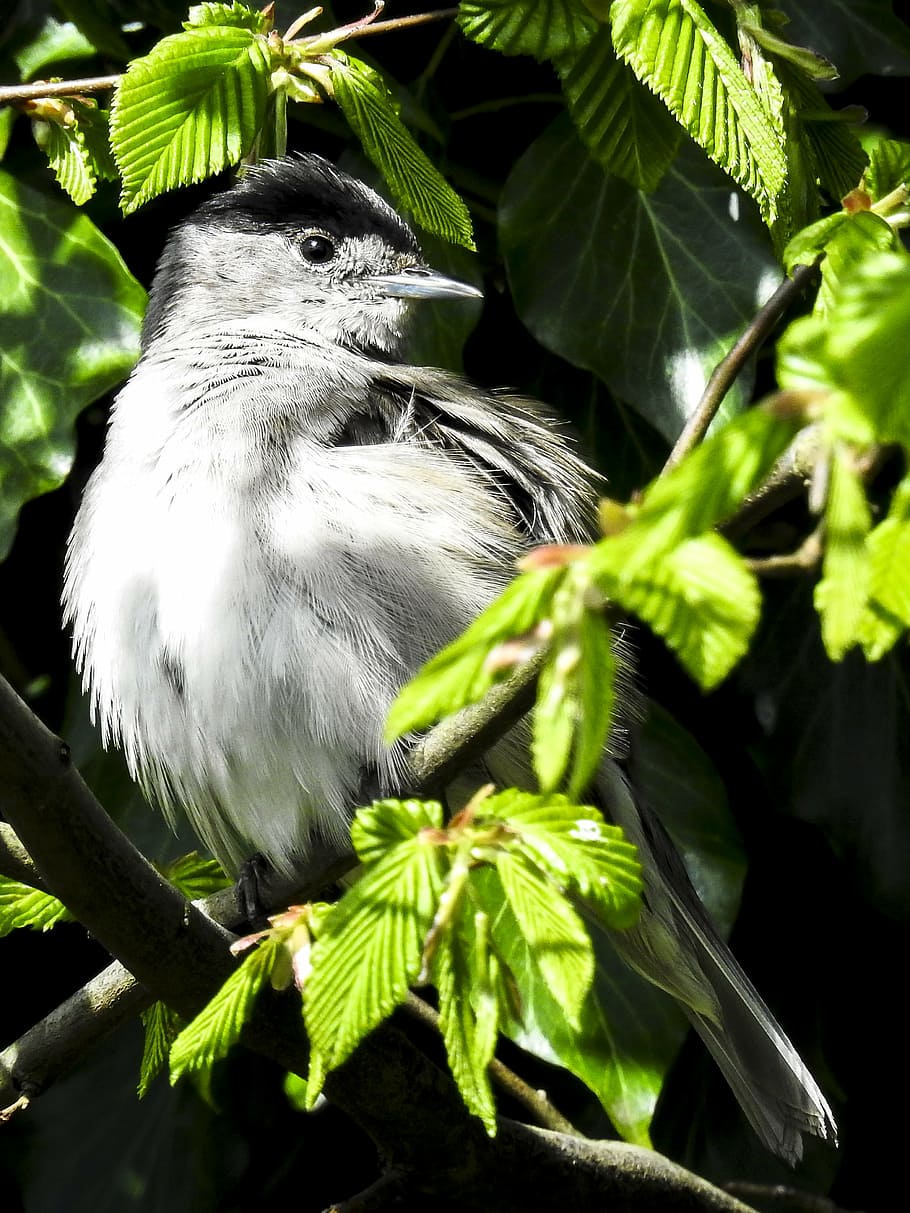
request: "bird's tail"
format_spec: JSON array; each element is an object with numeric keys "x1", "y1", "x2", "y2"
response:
[{"x1": 596, "y1": 762, "x2": 837, "y2": 1165}]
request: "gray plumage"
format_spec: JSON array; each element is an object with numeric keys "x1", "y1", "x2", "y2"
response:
[{"x1": 63, "y1": 154, "x2": 835, "y2": 1163}]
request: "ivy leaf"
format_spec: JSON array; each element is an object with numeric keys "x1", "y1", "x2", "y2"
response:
[
  {"x1": 556, "y1": 26, "x2": 681, "y2": 192},
  {"x1": 169, "y1": 936, "x2": 283, "y2": 1082},
  {"x1": 606, "y1": 533, "x2": 761, "y2": 689},
  {"x1": 495, "y1": 850, "x2": 593, "y2": 1026},
  {"x1": 815, "y1": 448, "x2": 872, "y2": 660},
  {"x1": 500, "y1": 121, "x2": 780, "y2": 441},
  {"x1": 458, "y1": 0, "x2": 601, "y2": 61},
  {"x1": 0, "y1": 171, "x2": 146, "y2": 559},
  {"x1": 111, "y1": 24, "x2": 271, "y2": 214},
  {"x1": 611, "y1": 0, "x2": 788, "y2": 227},
  {"x1": 0, "y1": 878, "x2": 73, "y2": 935},
  {"x1": 329, "y1": 54, "x2": 474, "y2": 249},
  {"x1": 304, "y1": 825, "x2": 445, "y2": 1076},
  {"x1": 385, "y1": 566, "x2": 563, "y2": 740}
]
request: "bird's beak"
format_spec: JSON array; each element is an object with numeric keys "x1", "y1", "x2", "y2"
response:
[{"x1": 369, "y1": 266, "x2": 483, "y2": 302}]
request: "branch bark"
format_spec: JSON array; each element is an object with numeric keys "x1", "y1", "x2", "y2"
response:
[{"x1": 0, "y1": 671, "x2": 759, "y2": 1211}]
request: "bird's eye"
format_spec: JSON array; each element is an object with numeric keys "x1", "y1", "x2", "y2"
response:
[{"x1": 299, "y1": 233, "x2": 336, "y2": 265}]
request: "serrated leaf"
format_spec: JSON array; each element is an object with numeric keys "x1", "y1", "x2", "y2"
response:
[
  {"x1": 609, "y1": 533, "x2": 761, "y2": 688},
  {"x1": 138, "y1": 1002, "x2": 182, "y2": 1098},
  {"x1": 185, "y1": 1, "x2": 272, "y2": 32},
  {"x1": 782, "y1": 0, "x2": 910, "y2": 86},
  {"x1": 532, "y1": 593, "x2": 618, "y2": 798},
  {"x1": 487, "y1": 791, "x2": 643, "y2": 928},
  {"x1": 470, "y1": 864, "x2": 673, "y2": 1145},
  {"x1": 611, "y1": 0, "x2": 789, "y2": 227},
  {"x1": 868, "y1": 478, "x2": 910, "y2": 627},
  {"x1": 458, "y1": 0, "x2": 600, "y2": 61},
  {"x1": 169, "y1": 935, "x2": 282, "y2": 1082},
  {"x1": 814, "y1": 210, "x2": 898, "y2": 315},
  {"x1": 779, "y1": 252, "x2": 910, "y2": 449},
  {"x1": 0, "y1": 172, "x2": 145, "y2": 559},
  {"x1": 164, "y1": 851, "x2": 231, "y2": 899},
  {"x1": 111, "y1": 26, "x2": 271, "y2": 214},
  {"x1": 500, "y1": 120, "x2": 781, "y2": 441},
  {"x1": 35, "y1": 119, "x2": 96, "y2": 205},
  {"x1": 0, "y1": 877, "x2": 73, "y2": 935},
  {"x1": 778, "y1": 64, "x2": 868, "y2": 204},
  {"x1": 385, "y1": 566, "x2": 563, "y2": 739},
  {"x1": 596, "y1": 405, "x2": 803, "y2": 572},
  {"x1": 814, "y1": 448, "x2": 872, "y2": 660},
  {"x1": 432, "y1": 920, "x2": 498, "y2": 1132},
  {"x1": 496, "y1": 850, "x2": 593, "y2": 1026},
  {"x1": 783, "y1": 212, "x2": 848, "y2": 271},
  {"x1": 863, "y1": 134, "x2": 910, "y2": 203},
  {"x1": 351, "y1": 798, "x2": 445, "y2": 867},
  {"x1": 329, "y1": 54, "x2": 474, "y2": 249},
  {"x1": 556, "y1": 27, "x2": 681, "y2": 192},
  {"x1": 304, "y1": 831, "x2": 444, "y2": 1071}
]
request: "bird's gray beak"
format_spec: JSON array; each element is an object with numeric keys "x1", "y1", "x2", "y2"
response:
[{"x1": 370, "y1": 266, "x2": 483, "y2": 302}]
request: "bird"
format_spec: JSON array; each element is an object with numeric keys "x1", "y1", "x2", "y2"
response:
[{"x1": 63, "y1": 153, "x2": 836, "y2": 1163}]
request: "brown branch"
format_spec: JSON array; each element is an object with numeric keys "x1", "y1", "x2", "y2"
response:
[{"x1": 662, "y1": 263, "x2": 820, "y2": 475}]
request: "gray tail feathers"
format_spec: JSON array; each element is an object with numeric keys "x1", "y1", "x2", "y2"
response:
[{"x1": 598, "y1": 763, "x2": 837, "y2": 1165}]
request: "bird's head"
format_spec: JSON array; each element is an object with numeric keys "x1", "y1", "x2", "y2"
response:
[{"x1": 141, "y1": 154, "x2": 481, "y2": 358}]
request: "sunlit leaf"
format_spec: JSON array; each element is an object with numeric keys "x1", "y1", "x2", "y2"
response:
[
  {"x1": 0, "y1": 877, "x2": 72, "y2": 935},
  {"x1": 458, "y1": 0, "x2": 600, "y2": 61}
]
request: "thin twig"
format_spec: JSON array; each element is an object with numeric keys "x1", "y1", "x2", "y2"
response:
[
  {"x1": 345, "y1": 7, "x2": 458, "y2": 39},
  {"x1": 662, "y1": 262, "x2": 819, "y2": 474},
  {"x1": 404, "y1": 993, "x2": 584, "y2": 1138},
  {"x1": 745, "y1": 531, "x2": 824, "y2": 578},
  {"x1": 0, "y1": 75, "x2": 119, "y2": 104}
]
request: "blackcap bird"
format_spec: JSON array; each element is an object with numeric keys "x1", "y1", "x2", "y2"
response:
[{"x1": 63, "y1": 154, "x2": 836, "y2": 1162}]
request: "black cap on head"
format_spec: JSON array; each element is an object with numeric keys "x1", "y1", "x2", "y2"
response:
[{"x1": 191, "y1": 154, "x2": 419, "y2": 255}]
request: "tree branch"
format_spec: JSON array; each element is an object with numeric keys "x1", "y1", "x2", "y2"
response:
[
  {"x1": 0, "y1": 670, "x2": 760, "y2": 1211},
  {"x1": 662, "y1": 263, "x2": 819, "y2": 474}
]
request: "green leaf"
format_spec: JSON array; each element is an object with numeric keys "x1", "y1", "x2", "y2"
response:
[
  {"x1": 185, "y1": 2, "x2": 272, "y2": 32},
  {"x1": 470, "y1": 864, "x2": 674, "y2": 1145},
  {"x1": 860, "y1": 477, "x2": 910, "y2": 658},
  {"x1": 351, "y1": 798, "x2": 445, "y2": 868},
  {"x1": 0, "y1": 877, "x2": 73, "y2": 935},
  {"x1": 782, "y1": 0, "x2": 910, "y2": 86},
  {"x1": 0, "y1": 171, "x2": 145, "y2": 559},
  {"x1": 611, "y1": 0, "x2": 788, "y2": 227},
  {"x1": 596, "y1": 404, "x2": 803, "y2": 570},
  {"x1": 169, "y1": 936, "x2": 283, "y2": 1082},
  {"x1": 500, "y1": 120, "x2": 780, "y2": 440},
  {"x1": 385, "y1": 566, "x2": 563, "y2": 740},
  {"x1": 863, "y1": 133, "x2": 910, "y2": 204},
  {"x1": 556, "y1": 26, "x2": 681, "y2": 192},
  {"x1": 111, "y1": 25, "x2": 271, "y2": 214},
  {"x1": 814, "y1": 448, "x2": 872, "y2": 660},
  {"x1": 814, "y1": 210, "x2": 898, "y2": 315},
  {"x1": 138, "y1": 1002, "x2": 182, "y2": 1098},
  {"x1": 780, "y1": 252, "x2": 910, "y2": 448},
  {"x1": 496, "y1": 850, "x2": 594, "y2": 1026},
  {"x1": 483, "y1": 790, "x2": 644, "y2": 929},
  {"x1": 13, "y1": 16, "x2": 98, "y2": 81},
  {"x1": 777, "y1": 64, "x2": 868, "y2": 205},
  {"x1": 607, "y1": 533, "x2": 761, "y2": 688},
  {"x1": 304, "y1": 827, "x2": 445, "y2": 1074},
  {"x1": 458, "y1": 0, "x2": 601, "y2": 60},
  {"x1": 431, "y1": 915, "x2": 498, "y2": 1133},
  {"x1": 163, "y1": 852, "x2": 231, "y2": 900},
  {"x1": 532, "y1": 596, "x2": 618, "y2": 798},
  {"x1": 33, "y1": 101, "x2": 116, "y2": 206},
  {"x1": 329, "y1": 54, "x2": 474, "y2": 249}
]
